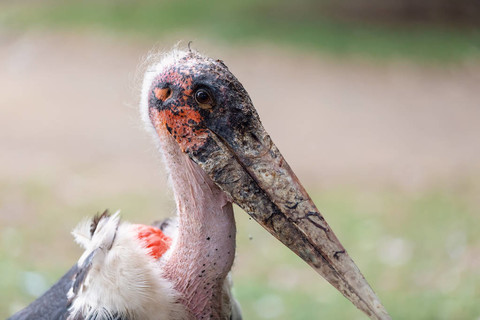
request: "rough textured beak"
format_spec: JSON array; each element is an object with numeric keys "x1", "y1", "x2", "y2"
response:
[{"x1": 185, "y1": 114, "x2": 391, "y2": 320}]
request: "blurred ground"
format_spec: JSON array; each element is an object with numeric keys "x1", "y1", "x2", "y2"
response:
[{"x1": 1, "y1": 30, "x2": 480, "y2": 319}]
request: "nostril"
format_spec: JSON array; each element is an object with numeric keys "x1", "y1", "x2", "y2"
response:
[{"x1": 154, "y1": 87, "x2": 173, "y2": 102}]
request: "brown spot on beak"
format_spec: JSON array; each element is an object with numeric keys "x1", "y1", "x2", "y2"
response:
[{"x1": 154, "y1": 87, "x2": 172, "y2": 101}]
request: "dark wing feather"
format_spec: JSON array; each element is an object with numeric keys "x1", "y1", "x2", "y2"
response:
[
  {"x1": 70, "y1": 250, "x2": 96, "y2": 301},
  {"x1": 9, "y1": 213, "x2": 129, "y2": 320},
  {"x1": 8, "y1": 265, "x2": 78, "y2": 320},
  {"x1": 8, "y1": 254, "x2": 129, "y2": 320}
]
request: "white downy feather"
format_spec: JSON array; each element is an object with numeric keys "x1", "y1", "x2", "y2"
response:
[{"x1": 68, "y1": 212, "x2": 189, "y2": 320}]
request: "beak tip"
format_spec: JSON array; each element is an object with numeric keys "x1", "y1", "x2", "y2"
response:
[
  {"x1": 373, "y1": 301, "x2": 391, "y2": 320},
  {"x1": 361, "y1": 292, "x2": 390, "y2": 320}
]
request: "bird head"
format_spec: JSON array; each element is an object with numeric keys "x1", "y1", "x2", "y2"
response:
[
  {"x1": 141, "y1": 49, "x2": 390, "y2": 320},
  {"x1": 144, "y1": 50, "x2": 256, "y2": 155}
]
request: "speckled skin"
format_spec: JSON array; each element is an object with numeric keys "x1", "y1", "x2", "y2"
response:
[
  {"x1": 147, "y1": 53, "x2": 251, "y2": 155},
  {"x1": 144, "y1": 50, "x2": 390, "y2": 320}
]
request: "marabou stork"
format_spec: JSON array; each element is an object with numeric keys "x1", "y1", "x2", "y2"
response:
[{"x1": 9, "y1": 49, "x2": 390, "y2": 320}]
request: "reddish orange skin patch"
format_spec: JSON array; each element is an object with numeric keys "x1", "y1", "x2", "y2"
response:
[
  {"x1": 150, "y1": 107, "x2": 209, "y2": 152},
  {"x1": 135, "y1": 224, "x2": 172, "y2": 260},
  {"x1": 148, "y1": 61, "x2": 211, "y2": 152}
]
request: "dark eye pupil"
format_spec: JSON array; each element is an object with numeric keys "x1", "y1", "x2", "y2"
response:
[{"x1": 195, "y1": 90, "x2": 210, "y2": 104}]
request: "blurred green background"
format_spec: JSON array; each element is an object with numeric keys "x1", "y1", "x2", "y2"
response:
[{"x1": 1, "y1": 0, "x2": 479, "y2": 319}]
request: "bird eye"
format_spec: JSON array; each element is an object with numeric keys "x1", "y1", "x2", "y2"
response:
[{"x1": 194, "y1": 89, "x2": 213, "y2": 106}]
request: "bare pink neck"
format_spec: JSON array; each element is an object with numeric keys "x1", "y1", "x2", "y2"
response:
[{"x1": 158, "y1": 132, "x2": 236, "y2": 319}]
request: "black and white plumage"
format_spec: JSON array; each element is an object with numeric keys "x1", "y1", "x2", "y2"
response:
[{"x1": 9, "y1": 212, "x2": 190, "y2": 320}]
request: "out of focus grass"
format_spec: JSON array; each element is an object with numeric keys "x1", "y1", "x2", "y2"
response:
[
  {"x1": 1, "y1": 0, "x2": 479, "y2": 63},
  {"x1": 2, "y1": 177, "x2": 479, "y2": 319}
]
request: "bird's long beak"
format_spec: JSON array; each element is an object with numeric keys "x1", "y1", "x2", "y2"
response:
[{"x1": 185, "y1": 116, "x2": 391, "y2": 320}]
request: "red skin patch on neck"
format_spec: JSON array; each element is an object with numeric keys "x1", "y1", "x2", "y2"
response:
[{"x1": 135, "y1": 225, "x2": 172, "y2": 259}]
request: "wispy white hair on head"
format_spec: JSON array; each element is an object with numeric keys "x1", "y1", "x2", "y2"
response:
[{"x1": 139, "y1": 46, "x2": 190, "y2": 138}]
